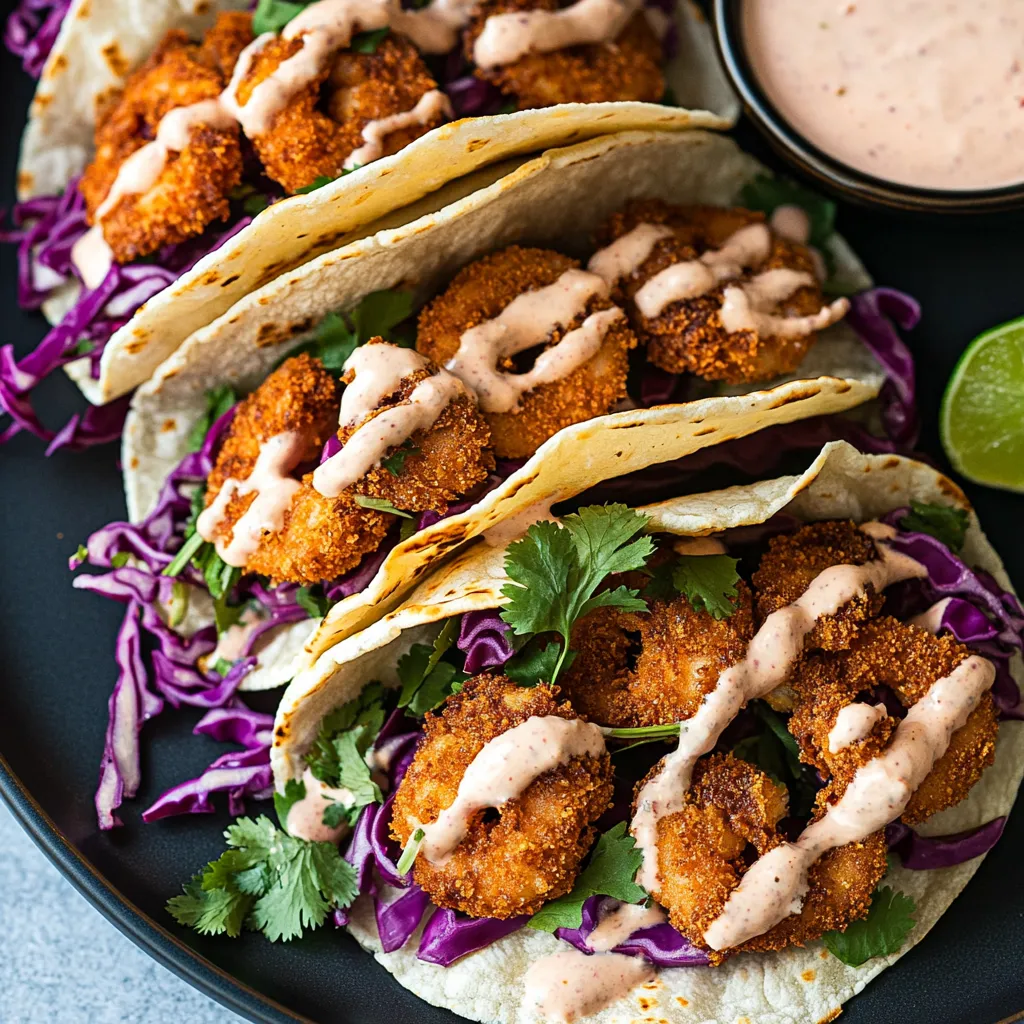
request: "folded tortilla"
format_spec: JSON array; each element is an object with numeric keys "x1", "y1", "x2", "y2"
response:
[
  {"x1": 124, "y1": 127, "x2": 885, "y2": 693},
  {"x1": 272, "y1": 440, "x2": 1024, "y2": 1024},
  {"x1": 20, "y1": 0, "x2": 735, "y2": 404}
]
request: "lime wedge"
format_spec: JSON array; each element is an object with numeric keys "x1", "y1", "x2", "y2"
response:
[{"x1": 941, "y1": 317, "x2": 1024, "y2": 492}]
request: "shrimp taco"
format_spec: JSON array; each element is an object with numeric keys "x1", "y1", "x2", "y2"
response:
[
  {"x1": 165, "y1": 440, "x2": 1022, "y2": 1024},
  {"x1": 3, "y1": 0, "x2": 733, "y2": 446}
]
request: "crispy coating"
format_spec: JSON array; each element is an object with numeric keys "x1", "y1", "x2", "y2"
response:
[
  {"x1": 465, "y1": 0, "x2": 664, "y2": 109},
  {"x1": 237, "y1": 33, "x2": 444, "y2": 194},
  {"x1": 647, "y1": 754, "x2": 788, "y2": 962},
  {"x1": 198, "y1": 11, "x2": 255, "y2": 79},
  {"x1": 391, "y1": 675, "x2": 613, "y2": 919},
  {"x1": 647, "y1": 756, "x2": 885, "y2": 960},
  {"x1": 596, "y1": 201, "x2": 830, "y2": 384},
  {"x1": 79, "y1": 27, "x2": 243, "y2": 264},
  {"x1": 801, "y1": 617, "x2": 999, "y2": 824},
  {"x1": 204, "y1": 354, "x2": 391, "y2": 585},
  {"x1": 559, "y1": 582, "x2": 754, "y2": 727},
  {"x1": 752, "y1": 520, "x2": 884, "y2": 665},
  {"x1": 337, "y1": 340, "x2": 495, "y2": 514},
  {"x1": 416, "y1": 246, "x2": 637, "y2": 458}
]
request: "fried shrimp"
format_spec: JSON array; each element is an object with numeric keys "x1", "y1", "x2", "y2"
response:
[
  {"x1": 793, "y1": 617, "x2": 998, "y2": 824},
  {"x1": 334, "y1": 340, "x2": 495, "y2": 515},
  {"x1": 464, "y1": 0, "x2": 664, "y2": 109},
  {"x1": 596, "y1": 201, "x2": 833, "y2": 384},
  {"x1": 647, "y1": 754, "x2": 788, "y2": 962},
  {"x1": 390, "y1": 674, "x2": 613, "y2": 919},
  {"x1": 235, "y1": 33, "x2": 445, "y2": 194},
  {"x1": 559, "y1": 582, "x2": 755, "y2": 727},
  {"x1": 648, "y1": 756, "x2": 886, "y2": 961},
  {"x1": 78, "y1": 27, "x2": 243, "y2": 264},
  {"x1": 752, "y1": 520, "x2": 884, "y2": 656},
  {"x1": 416, "y1": 246, "x2": 638, "y2": 459},
  {"x1": 198, "y1": 10, "x2": 256, "y2": 79},
  {"x1": 203, "y1": 354, "x2": 391, "y2": 585}
]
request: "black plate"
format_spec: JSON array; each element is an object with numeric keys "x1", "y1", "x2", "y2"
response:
[{"x1": 2, "y1": 25, "x2": 1024, "y2": 1024}]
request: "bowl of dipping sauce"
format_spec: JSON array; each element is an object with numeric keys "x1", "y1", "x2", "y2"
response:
[{"x1": 713, "y1": 0, "x2": 1024, "y2": 212}]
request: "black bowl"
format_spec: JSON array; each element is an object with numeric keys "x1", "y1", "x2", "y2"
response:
[{"x1": 711, "y1": 0, "x2": 1024, "y2": 214}]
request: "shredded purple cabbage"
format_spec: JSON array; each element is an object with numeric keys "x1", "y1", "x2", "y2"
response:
[
  {"x1": 376, "y1": 885, "x2": 433, "y2": 953},
  {"x1": 417, "y1": 909, "x2": 529, "y2": 966},
  {"x1": 846, "y1": 287, "x2": 921, "y2": 447},
  {"x1": 1, "y1": 178, "x2": 254, "y2": 450},
  {"x1": 4, "y1": 0, "x2": 69, "y2": 76},
  {"x1": 457, "y1": 610, "x2": 515, "y2": 673},
  {"x1": 555, "y1": 897, "x2": 710, "y2": 967},
  {"x1": 886, "y1": 818, "x2": 1006, "y2": 870}
]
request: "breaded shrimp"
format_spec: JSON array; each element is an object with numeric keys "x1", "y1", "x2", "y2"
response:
[
  {"x1": 804, "y1": 617, "x2": 999, "y2": 824},
  {"x1": 416, "y1": 246, "x2": 637, "y2": 459},
  {"x1": 335, "y1": 340, "x2": 495, "y2": 514},
  {"x1": 198, "y1": 10, "x2": 255, "y2": 79},
  {"x1": 235, "y1": 33, "x2": 445, "y2": 194},
  {"x1": 78, "y1": 29, "x2": 243, "y2": 264},
  {"x1": 648, "y1": 757, "x2": 886, "y2": 960},
  {"x1": 464, "y1": 0, "x2": 664, "y2": 109},
  {"x1": 560, "y1": 582, "x2": 754, "y2": 727},
  {"x1": 752, "y1": 520, "x2": 884, "y2": 658},
  {"x1": 595, "y1": 201, "x2": 835, "y2": 384},
  {"x1": 390, "y1": 674, "x2": 613, "y2": 919},
  {"x1": 203, "y1": 354, "x2": 391, "y2": 585}
]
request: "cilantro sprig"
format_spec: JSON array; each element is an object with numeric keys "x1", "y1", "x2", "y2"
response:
[
  {"x1": 355, "y1": 495, "x2": 413, "y2": 518},
  {"x1": 381, "y1": 441, "x2": 420, "y2": 477},
  {"x1": 285, "y1": 289, "x2": 415, "y2": 372},
  {"x1": 499, "y1": 505, "x2": 654, "y2": 685},
  {"x1": 252, "y1": 0, "x2": 309, "y2": 36},
  {"x1": 528, "y1": 823, "x2": 647, "y2": 932},
  {"x1": 643, "y1": 553, "x2": 741, "y2": 619},
  {"x1": 186, "y1": 385, "x2": 237, "y2": 454},
  {"x1": 899, "y1": 501, "x2": 968, "y2": 553},
  {"x1": 823, "y1": 886, "x2": 916, "y2": 966},
  {"x1": 167, "y1": 815, "x2": 358, "y2": 942},
  {"x1": 396, "y1": 620, "x2": 468, "y2": 716}
]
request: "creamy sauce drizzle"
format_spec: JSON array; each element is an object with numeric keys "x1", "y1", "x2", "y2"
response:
[
  {"x1": 447, "y1": 269, "x2": 620, "y2": 413},
  {"x1": 343, "y1": 89, "x2": 452, "y2": 169},
  {"x1": 630, "y1": 521, "x2": 926, "y2": 892},
  {"x1": 743, "y1": 0, "x2": 1024, "y2": 191},
  {"x1": 523, "y1": 949, "x2": 654, "y2": 1024},
  {"x1": 705, "y1": 654, "x2": 995, "y2": 950},
  {"x1": 393, "y1": 0, "x2": 481, "y2": 53},
  {"x1": 312, "y1": 343, "x2": 465, "y2": 498},
  {"x1": 827, "y1": 702, "x2": 888, "y2": 754},
  {"x1": 208, "y1": 606, "x2": 264, "y2": 664},
  {"x1": 910, "y1": 598, "x2": 953, "y2": 635},
  {"x1": 719, "y1": 280, "x2": 849, "y2": 339},
  {"x1": 417, "y1": 716, "x2": 605, "y2": 864},
  {"x1": 769, "y1": 204, "x2": 811, "y2": 245},
  {"x1": 587, "y1": 222, "x2": 673, "y2": 289},
  {"x1": 286, "y1": 767, "x2": 354, "y2": 843},
  {"x1": 587, "y1": 900, "x2": 666, "y2": 952},
  {"x1": 196, "y1": 431, "x2": 306, "y2": 567},
  {"x1": 472, "y1": 0, "x2": 641, "y2": 69}
]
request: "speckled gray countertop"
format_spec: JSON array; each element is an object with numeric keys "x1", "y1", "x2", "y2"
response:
[{"x1": 0, "y1": 801, "x2": 246, "y2": 1024}]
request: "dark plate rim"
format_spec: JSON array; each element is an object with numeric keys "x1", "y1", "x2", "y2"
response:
[{"x1": 0, "y1": 749, "x2": 305, "y2": 1024}]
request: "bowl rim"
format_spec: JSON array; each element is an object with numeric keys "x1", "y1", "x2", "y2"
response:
[{"x1": 711, "y1": 0, "x2": 1024, "y2": 213}]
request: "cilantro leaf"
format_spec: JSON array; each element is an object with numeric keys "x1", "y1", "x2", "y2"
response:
[
  {"x1": 167, "y1": 877, "x2": 253, "y2": 938},
  {"x1": 274, "y1": 778, "x2": 306, "y2": 830},
  {"x1": 528, "y1": 823, "x2": 647, "y2": 932},
  {"x1": 500, "y1": 505, "x2": 653, "y2": 685},
  {"x1": 252, "y1": 0, "x2": 308, "y2": 34},
  {"x1": 69, "y1": 338, "x2": 96, "y2": 358},
  {"x1": 355, "y1": 494, "x2": 413, "y2": 518},
  {"x1": 504, "y1": 639, "x2": 574, "y2": 688},
  {"x1": 740, "y1": 173, "x2": 836, "y2": 248},
  {"x1": 381, "y1": 441, "x2": 420, "y2": 477},
  {"x1": 321, "y1": 802, "x2": 350, "y2": 829},
  {"x1": 349, "y1": 289, "x2": 415, "y2": 344},
  {"x1": 168, "y1": 580, "x2": 189, "y2": 629},
  {"x1": 350, "y1": 26, "x2": 388, "y2": 52},
  {"x1": 168, "y1": 815, "x2": 358, "y2": 943},
  {"x1": 671, "y1": 554, "x2": 741, "y2": 619},
  {"x1": 296, "y1": 586, "x2": 330, "y2": 618},
  {"x1": 823, "y1": 887, "x2": 916, "y2": 966},
  {"x1": 296, "y1": 174, "x2": 334, "y2": 195},
  {"x1": 900, "y1": 501, "x2": 968, "y2": 554},
  {"x1": 187, "y1": 385, "x2": 236, "y2": 453},
  {"x1": 397, "y1": 620, "x2": 468, "y2": 714}
]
